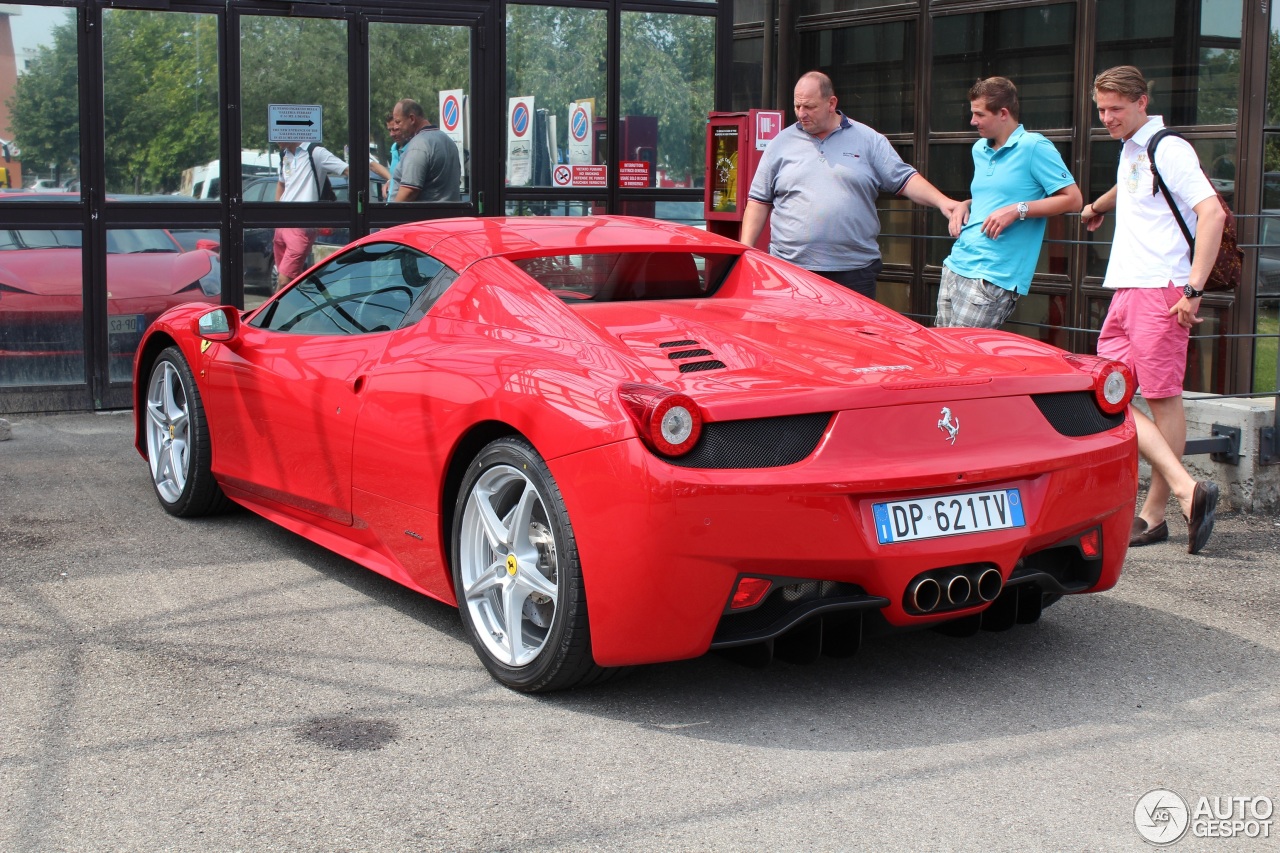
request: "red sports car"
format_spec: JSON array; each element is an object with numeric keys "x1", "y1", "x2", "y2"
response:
[
  {"x1": 133, "y1": 216, "x2": 1137, "y2": 692},
  {"x1": 1, "y1": 222, "x2": 220, "y2": 384}
]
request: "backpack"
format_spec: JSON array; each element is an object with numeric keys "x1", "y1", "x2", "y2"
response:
[
  {"x1": 1146, "y1": 129, "x2": 1241, "y2": 292},
  {"x1": 303, "y1": 144, "x2": 337, "y2": 202}
]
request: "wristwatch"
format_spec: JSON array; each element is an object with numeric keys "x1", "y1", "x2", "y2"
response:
[
  {"x1": 1016, "y1": 202, "x2": 1029, "y2": 221},
  {"x1": 1183, "y1": 284, "x2": 1204, "y2": 299}
]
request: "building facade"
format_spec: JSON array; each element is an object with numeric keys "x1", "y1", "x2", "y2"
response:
[
  {"x1": 0, "y1": 0, "x2": 1276, "y2": 414},
  {"x1": 733, "y1": 0, "x2": 1278, "y2": 400}
]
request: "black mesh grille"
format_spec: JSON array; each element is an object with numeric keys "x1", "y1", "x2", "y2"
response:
[
  {"x1": 659, "y1": 340, "x2": 698, "y2": 348},
  {"x1": 663, "y1": 412, "x2": 831, "y2": 468},
  {"x1": 667, "y1": 348, "x2": 712, "y2": 359},
  {"x1": 677, "y1": 359, "x2": 727, "y2": 373},
  {"x1": 1032, "y1": 391, "x2": 1124, "y2": 437}
]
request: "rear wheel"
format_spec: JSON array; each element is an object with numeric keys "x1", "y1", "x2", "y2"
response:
[
  {"x1": 144, "y1": 346, "x2": 232, "y2": 517},
  {"x1": 452, "y1": 437, "x2": 610, "y2": 692}
]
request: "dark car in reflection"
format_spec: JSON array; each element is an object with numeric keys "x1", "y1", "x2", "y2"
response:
[
  {"x1": 242, "y1": 174, "x2": 384, "y2": 294},
  {"x1": 0, "y1": 221, "x2": 220, "y2": 385}
]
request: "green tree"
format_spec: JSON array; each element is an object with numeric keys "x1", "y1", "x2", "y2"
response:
[
  {"x1": 369, "y1": 22, "x2": 471, "y2": 160},
  {"x1": 240, "y1": 17, "x2": 349, "y2": 155},
  {"x1": 8, "y1": 18, "x2": 80, "y2": 185},
  {"x1": 102, "y1": 9, "x2": 220, "y2": 193},
  {"x1": 620, "y1": 12, "x2": 715, "y2": 184}
]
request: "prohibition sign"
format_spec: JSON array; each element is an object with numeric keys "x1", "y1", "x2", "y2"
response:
[
  {"x1": 511, "y1": 102, "x2": 531, "y2": 138},
  {"x1": 571, "y1": 106, "x2": 589, "y2": 142},
  {"x1": 553, "y1": 164, "x2": 572, "y2": 186},
  {"x1": 441, "y1": 95, "x2": 461, "y2": 132}
]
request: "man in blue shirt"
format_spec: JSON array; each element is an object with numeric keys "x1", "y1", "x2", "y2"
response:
[{"x1": 937, "y1": 77, "x2": 1081, "y2": 328}]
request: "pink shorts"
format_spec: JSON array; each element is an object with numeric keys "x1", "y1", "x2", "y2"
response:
[
  {"x1": 273, "y1": 227, "x2": 317, "y2": 285},
  {"x1": 1096, "y1": 283, "x2": 1189, "y2": 400}
]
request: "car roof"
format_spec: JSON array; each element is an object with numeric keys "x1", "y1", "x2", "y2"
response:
[{"x1": 376, "y1": 215, "x2": 743, "y2": 271}]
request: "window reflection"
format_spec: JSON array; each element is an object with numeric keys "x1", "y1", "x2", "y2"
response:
[
  {"x1": 622, "y1": 199, "x2": 705, "y2": 228},
  {"x1": 505, "y1": 199, "x2": 599, "y2": 217},
  {"x1": 1005, "y1": 292, "x2": 1071, "y2": 349},
  {"x1": 1255, "y1": 299, "x2": 1279, "y2": 394},
  {"x1": 369, "y1": 23, "x2": 471, "y2": 203},
  {"x1": 240, "y1": 16, "x2": 348, "y2": 203},
  {"x1": 506, "y1": 6, "x2": 606, "y2": 189},
  {"x1": 621, "y1": 12, "x2": 715, "y2": 190},
  {"x1": 103, "y1": 10, "x2": 219, "y2": 197},
  {"x1": 1095, "y1": 0, "x2": 1242, "y2": 126},
  {"x1": 880, "y1": 143, "x2": 914, "y2": 268},
  {"x1": 0, "y1": 229, "x2": 85, "y2": 385},
  {"x1": 106, "y1": 227, "x2": 221, "y2": 382},
  {"x1": 731, "y1": 38, "x2": 763, "y2": 112},
  {"x1": 801, "y1": 20, "x2": 916, "y2": 136},
  {"x1": 4, "y1": 6, "x2": 80, "y2": 195},
  {"x1": 932, "y1": 5, "x2": 1075, "y2": 132}
]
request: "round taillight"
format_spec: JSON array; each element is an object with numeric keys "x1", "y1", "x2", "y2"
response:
[
  {"x1": 1094, "y1": 361, "x2": 1134, "y2": 414},
  {"x1": 618, "y1": 384, "x2": 704, "y2": 457},
  {"x1": 649, "y1": 395, "x2": 702, "y2": 456}
]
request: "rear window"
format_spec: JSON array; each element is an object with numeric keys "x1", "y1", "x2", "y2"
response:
[{"x1": 511, "y1": 251, "x2": 738, "y2": 303}]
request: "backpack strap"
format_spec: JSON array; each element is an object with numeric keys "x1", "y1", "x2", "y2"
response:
[
  {"x1": 1146, "y1": 128, "x2": 1196, "y2": 250},
  {"x1": 303, "y1": 143, "x2": 323, "y2": 199}
]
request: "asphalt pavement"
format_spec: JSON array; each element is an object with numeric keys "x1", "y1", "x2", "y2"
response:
[{"x1": 2, "y1": 412, "x2": 1278, "y2": 852}]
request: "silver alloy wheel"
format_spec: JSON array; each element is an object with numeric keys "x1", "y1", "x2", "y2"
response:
[
  {"x1": 145, "y1": 359, "x2": 191, "y2": 505},
  {"x1": 458, "y1": 464, "x2": 560, "y2": 667}
]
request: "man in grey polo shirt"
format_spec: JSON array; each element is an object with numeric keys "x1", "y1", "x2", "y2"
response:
[
  {"x1": 390, "y1": 98, "x2": 461, "y2": 203},
  {"x1": 741, "y1": 71, "x2": 958, "y2": 299}
]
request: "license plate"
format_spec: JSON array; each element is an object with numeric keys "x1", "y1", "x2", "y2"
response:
[
  {"x1": 873, "y1": 488, "x2": 1025, "y2": 544},
  {"x1": 108, "y1": 314, "x2": 144, "y2": 335}
]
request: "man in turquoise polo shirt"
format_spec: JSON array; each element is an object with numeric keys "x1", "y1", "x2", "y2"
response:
[{"x1": 936, "y1": 77, "x2": 1081, "y2": 328}]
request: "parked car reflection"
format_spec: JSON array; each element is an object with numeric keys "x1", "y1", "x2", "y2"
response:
[{"x1": 0, "y1": 220, "x2": 219, "y2": 386}]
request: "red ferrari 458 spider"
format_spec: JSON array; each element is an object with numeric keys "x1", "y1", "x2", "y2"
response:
[{"x1": 133, "y1": 216, "x2": 1137, "y2": 692}]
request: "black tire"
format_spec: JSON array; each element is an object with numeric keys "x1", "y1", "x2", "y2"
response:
[
  {"x1": 451, "y1": 436, "x2": 611, "y2": 692},
  {"x1": 142, "y1": 346, "x2": 233, "y2": 517}
]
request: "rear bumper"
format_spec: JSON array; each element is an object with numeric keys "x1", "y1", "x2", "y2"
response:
[{"x1": 551, "y1": 413, "x2": 1137, "y2": 667}]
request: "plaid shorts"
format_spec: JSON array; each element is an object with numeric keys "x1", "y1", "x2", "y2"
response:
[{"x1": 935, "y1": 266, "x2": 1019, "y2": 329}]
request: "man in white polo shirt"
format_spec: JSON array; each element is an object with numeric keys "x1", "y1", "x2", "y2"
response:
[
  {"x1": 741, "y1": 70, "x2": 957, "y2": 300},
  {"x1": 1081, "y1": 65, "x2": 1225, "y2": 555},
  {"x1": 273, "y1": 140, "x2": 348, "y2": 291}
]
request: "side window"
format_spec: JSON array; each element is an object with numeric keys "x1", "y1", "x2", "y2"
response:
[{"x1": 250, "y1": 242, "x2": 453, "y2": 335}]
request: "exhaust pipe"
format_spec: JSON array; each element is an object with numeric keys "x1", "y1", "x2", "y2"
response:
[
  {"x1": 945, "y1": 574, "x2": 972, "y2": 606},
  {"x1": 976, "y1": 567, "x2": 1003, "y2": 602},
  {"x1": 908, "y1": 577, "x2": 941, "y2": 613}
]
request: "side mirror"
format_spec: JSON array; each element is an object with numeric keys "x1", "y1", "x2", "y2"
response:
[
  {"x1": 195, "y1": 305, "x2": 240, "y2": 343},
  {"x1": 195, "y1": 238, "x2": 221, "y2": 252}
]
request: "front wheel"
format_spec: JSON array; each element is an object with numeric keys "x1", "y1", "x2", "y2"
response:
[
  {"x1": 451, "y1": 437, "x2": 611, "y2": 692},
  {"x1": 144, "y1": 346, "x2": 233, "y2": 517}
]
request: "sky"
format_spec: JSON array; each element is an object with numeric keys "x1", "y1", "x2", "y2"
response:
[{"x1": 7, "y1": 5, "x2": 70, "y2": 56}]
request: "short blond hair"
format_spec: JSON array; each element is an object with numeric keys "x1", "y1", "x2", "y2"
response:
[{"x1": 1093, "y1": 66, "x2": 1148, "y2": 102}]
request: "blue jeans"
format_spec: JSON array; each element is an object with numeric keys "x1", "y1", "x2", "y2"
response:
[{"x1": 815, "y1": 260, "x2": 882, "y2": 300}]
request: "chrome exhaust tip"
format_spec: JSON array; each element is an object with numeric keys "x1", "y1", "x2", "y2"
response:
[
  {"x1": 976, "y1": 568, "x2": 1003, "y2": 602},
  {"x1": 909, "y1": 577, "x2": 941, "y2": 613},
  {"x1": 945, "y1": 574, "x2": 972, "y2": 606}
]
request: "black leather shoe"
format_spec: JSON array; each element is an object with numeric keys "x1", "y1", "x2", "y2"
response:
[
  {"x1": 1186, "y1": 480, "x2": 1220, "y2": 555},
  {"x1": 1129, "y1": 517, "x2": 1168, "y2": 547}
]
